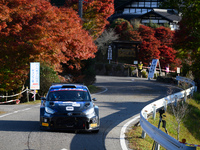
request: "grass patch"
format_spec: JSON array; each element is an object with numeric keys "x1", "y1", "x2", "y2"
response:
[
  {"x1": 20, "y1": 100, "x2": 41, "y2": 105},
  {"x1": 87, "y1": 85, "x2": 102, "y2": 94},
  {"x1": 126, "y1": 92, "x2": 200, "y2": 150}
]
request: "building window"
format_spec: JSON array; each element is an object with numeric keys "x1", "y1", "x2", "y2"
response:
[
  {"x1": 130, "y1": 8, "x2": 135, "y2": 13},
  {"x1": 159, "y1": 20, "x2": 169, "y2": 23},
  {"x1": 141, "y1": 19, "x2": 150, "y2": 23},
  {"x1": 152, "y1": 2, "x2": 158, "y2": 7},
  {"x1": 139, "y1": 2, "x2": 144, "y2": 7},
  {"x1": 131, "y1": 2, "x2": 137, "y2": 7},
  {"x1": 142, "y1": 9, "x2": 148, "y2": 13},
  {"x1": 135, "y1": 9, "x2": 142, "y2": 14},
  {"x1": 151, "y1": 20, "x2": 159, "y2": 23},
  {"x1": 123, "y1": 8, "x2": 129, "y2": 14},
  {"x1": 145, "y1": 2, "x2": 151, "y2": 7}
]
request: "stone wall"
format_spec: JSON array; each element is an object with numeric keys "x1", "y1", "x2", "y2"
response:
[{"x1": 95, "y1": 63, "x2": 129, "y2": 76}]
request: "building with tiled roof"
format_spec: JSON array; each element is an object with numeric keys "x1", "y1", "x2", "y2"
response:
[{"x1": 109, "y1": 0, "x2": 181, "y2": 30}]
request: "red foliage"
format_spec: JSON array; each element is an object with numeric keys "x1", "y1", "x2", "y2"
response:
[
  {"x1": 159, "y1": 45, "x2": 176, "y2": 67},
  {"x1": 138, "y1": 25, "x2": 160, "y2": 66},
  {"x1": 155, "y1": 26, "x2": 174, "y2": 47},
  {"x1": 64, "y1": 0, "x2": 114, "y2": 39},
  {"x1": 138, "y1": 25, "x2": 155, "y2": 37},
  {"x1": 111, "y1": 18, "x2": 141, "y2": 41},
  {"x1": 0, "y1": 0, "x2": 97, "y2": 91},
  {"x1": 115, "y1": 21, "x2": 130, "y2": 34},
  {"x1": 138, "y1": 25, "x2": 181, "y2": 69}
]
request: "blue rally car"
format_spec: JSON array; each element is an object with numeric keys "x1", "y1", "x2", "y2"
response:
[{"x1": 40, "y1": 84, "x2": 100, "y2": 133}]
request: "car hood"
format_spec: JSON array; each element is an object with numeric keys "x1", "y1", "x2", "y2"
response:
[{"x1": 46, "y1": 101, "x2": 92, "y2": 113}]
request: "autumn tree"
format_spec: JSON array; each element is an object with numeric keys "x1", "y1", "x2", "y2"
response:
[
  {"x1": 0, "y1": 0, "x2": 97, "y2": 91},
  {"x1": 155, "y1": 27, "x2": 181, "y2": 69},
  {"x1": 155, "y1": 26, "x2": 174, "y2": 47},
  {"x1": 62, "y1": 0, "x2": 115, "y2": 40},
  {"x1": 138, "y1": 25, "x2": 160, "y2": 66},
  {"x1": 110, "y1": 18, "x2": 142, "y2": 41},
  {"x1": 161, "y1": 0, "x2": 200, "y2": 80}
]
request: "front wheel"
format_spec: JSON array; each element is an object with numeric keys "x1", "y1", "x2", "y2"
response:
[{"x1": 92, "y1": 129, "x2": 99, "y2": 133}]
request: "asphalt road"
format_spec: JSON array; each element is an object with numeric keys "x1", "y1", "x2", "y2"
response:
[{"x1": 0, "y1": 76, "x2": 180, "y2": 150}]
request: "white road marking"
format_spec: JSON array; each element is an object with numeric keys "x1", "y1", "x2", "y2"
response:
[
  {"x1": 92, "y1": 87, "x2": 108, "y2": 95},
  {"x1": 120, "y1": 115, "x2": 140, "y2": 150},
  {"x1": 0, "y1": 104, "x2": 40, "y2": 118}
]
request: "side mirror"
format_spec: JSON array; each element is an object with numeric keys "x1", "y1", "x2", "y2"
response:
[
  {"x1": 41, "y1": 97, "x2": 46, "y2": 106},
  {"x1": 92, "y1": 98, "x2": 97, "y2": 101},
  {"x1": 41, "y1": 97, "x2": 46, "y2": 101}
]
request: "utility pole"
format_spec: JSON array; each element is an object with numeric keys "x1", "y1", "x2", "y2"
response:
[{"x1": 78, "y1": 0, "x2": 83, "y2": 18}]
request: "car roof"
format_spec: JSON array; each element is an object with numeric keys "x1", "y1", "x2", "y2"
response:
[{"x1": 49, "y1": 84, "x2": 88, "y2": 90}]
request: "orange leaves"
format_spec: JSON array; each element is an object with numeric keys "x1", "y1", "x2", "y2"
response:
[
  {"x1": 0, "y1": 0, "x2": 97, "y2": 91},
  {"x1": 64, "y1": 0, "x2": 114, "y2": 39}
]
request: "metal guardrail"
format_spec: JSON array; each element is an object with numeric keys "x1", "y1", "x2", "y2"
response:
[{"x1": 140, "y1": 76, "x2": 197, "y2": 150}]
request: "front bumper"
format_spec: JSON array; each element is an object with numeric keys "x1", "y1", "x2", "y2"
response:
[{"x1": 40, "y1": 113, "x2": 99, "y2": 131}]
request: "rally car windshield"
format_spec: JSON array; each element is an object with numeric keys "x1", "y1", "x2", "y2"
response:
[{"x1": 47, "y1": 89, "x2": 91, "y2": 101}]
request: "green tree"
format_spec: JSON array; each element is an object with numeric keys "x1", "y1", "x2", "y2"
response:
[
  {"x1": 161, "y1": 0, "x2": 200, "y2": 80},
  {"x1": 39, "y1": 63, "x2": 61, "y2": 96}
]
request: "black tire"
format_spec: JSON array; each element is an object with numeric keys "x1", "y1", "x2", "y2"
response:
[{"x1": 92, "y1": 129, "x2": 99, "y2": 133}]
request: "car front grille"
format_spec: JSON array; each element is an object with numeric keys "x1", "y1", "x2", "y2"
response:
[{"x1": 53, "y1": 117, "x2": 86, "y2": 129}]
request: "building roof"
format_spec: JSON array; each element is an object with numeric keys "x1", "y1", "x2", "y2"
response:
[
  {"x1": 114, "y1": 0, "x2": 133, "y2": 10},
  {"x1": 139, "y1": 9, "x2": 181, "y2": 22}
]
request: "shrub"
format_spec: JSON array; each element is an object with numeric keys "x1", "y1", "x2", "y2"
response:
[
  {"x1": 115, "y1": 64, "x2": 122, "y2": 72},
  {"x1": 81, "y1": 59, "x2": 96, "y2": 86},
  {"x1": 95, "y1": 63, "x2": 104, "y2": 71},
  {"x1": 105, "y1": 64, "x2": 112, "y2": 75},
  {"x1": 141, "y1": 71, "x2": 148, "y2": 78},
  {"x1": 39, "y1": 63, "x2": 61, "y2": 96}
]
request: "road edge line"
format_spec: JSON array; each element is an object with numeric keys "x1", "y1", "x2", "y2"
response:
[{"x1": 120, "y1": 115, "x2": 140, "y2": 150}]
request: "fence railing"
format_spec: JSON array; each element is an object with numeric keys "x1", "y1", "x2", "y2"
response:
[
  {"x1": 140, "y1": 76, "x2": 198, "y2": 150},
  {"x1": 0, "y1": 87, "x2": 36, "y2": 104}
]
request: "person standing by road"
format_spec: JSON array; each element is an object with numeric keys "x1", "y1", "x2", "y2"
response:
[{"x1": 138, "y1": 61, "x2": 143, "y2": 77}]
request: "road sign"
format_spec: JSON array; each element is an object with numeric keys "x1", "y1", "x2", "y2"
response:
[
  {"x1": 30, "y1": 62, "x2": 40, "y2": 90},
  {"x1": 148, "y1": 59, "x2": 159, "y2": 79},
  {"x1": 107, "y1": 45, "x2": 112, "y2": 60}
]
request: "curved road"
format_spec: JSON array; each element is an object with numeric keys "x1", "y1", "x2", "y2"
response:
[{"x1": 0, "y1": 76, "x2": 180, "y2": 150}]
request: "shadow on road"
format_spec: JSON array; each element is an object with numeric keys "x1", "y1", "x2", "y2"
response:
[
  {"x1": 0, "y1": 120, "x2": 40, "y2": 132},
  {"x1": 69, "y1": 77, "x2": 181, "y2": 150},
  {"x1": 0, "y1": 77, "x2": 181, "y2": 150}
]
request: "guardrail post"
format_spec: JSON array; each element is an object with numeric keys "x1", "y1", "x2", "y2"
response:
[
  {"x1": 184, "y1": 145, "x2": 197, "y2": 150},
  {"x1": 184, "y1": 92, "x2": 187, "y2": 102},
  {"x1": 26, "y1": 87, "x2": 29, "y2": 103},
  {"x1": 6, "y1": 92, "x2": 8, "y2": 102},
  {"x1": 174, "y1": 95, "x2": 178, "y2": 107},
  {"x1": 191, "y1": 89, "x2": 194, "y2": 97},
  {"x1": 164, "y1": 99, "x2": 168, "y2": 111},
  {"x1": 155, "y1": 143, "x2": 160, "y2": 150},
  {"x1": 195, "y1": 86, "x2": 197, "y2": 92},
  {"x1": 153, "y1": 104, "x2": 156, "y2": 120},
  {"x1": 142, "y1": 111, "x2": 147, "y2": 138}
]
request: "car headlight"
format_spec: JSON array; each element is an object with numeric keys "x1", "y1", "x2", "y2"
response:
[
  {"x1": 83, "y1": 108, "x2": 95, "y2": 115},
  {"x1": 45, "y1": 107, "x2": 56, "y2": 114}
]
